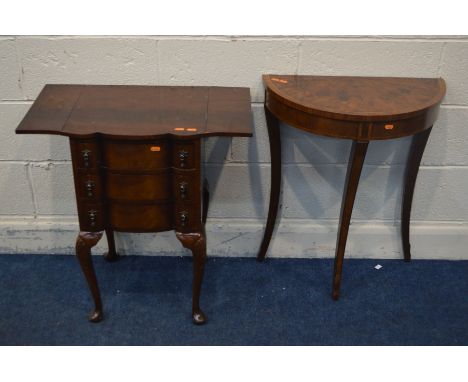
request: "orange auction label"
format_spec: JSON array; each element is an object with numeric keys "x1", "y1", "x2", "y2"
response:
[{"x1": 271, "y1": 77, "x2": 288, "y2": 84}]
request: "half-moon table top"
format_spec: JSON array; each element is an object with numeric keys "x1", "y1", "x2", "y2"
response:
[
  {"x1": 264, "y1": 75, "x2": 446, "y2": 121},
  {"x1": 263, "y1": 75, "x2": 446, "y2": 140},
  {"x1": 16, "y1": 84, "x2": 253, "y2": 139}
]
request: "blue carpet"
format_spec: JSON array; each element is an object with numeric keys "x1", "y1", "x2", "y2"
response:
[{"x1": 0, "y1": 254, "x2": 466, "y2": 345}]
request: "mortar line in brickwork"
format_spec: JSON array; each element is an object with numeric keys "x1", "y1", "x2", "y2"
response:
[
  {"x1": 25, "y1": 163, "x2": 38, "y2": 218},
  {"x1": 1, "y1": 100, "x2": 464, "y2": 108},
  {"x1": 227, "y1": 137, "x2": 234, "y2": 161},
  {"x1": 0, "y1": 100, "x2": 34, "y2": 105},
  {"x1": 239, "y1": 36, "x2": 468, "y2": 43},
  {"x1": 115, "y1": 36, "x2": 468, "y2": 43},
  {"x1": 13, "y1": 36, "x2": 26, "y2": 101},
  {"x1": 0, "y1": 160, "x2": 72, "y2": 164},
  {"x1": 295, "y1": 40, "x2": 302, "y2": 75},
  {"x1": 155, "y1": 39, "x2": 160, "y2": 84},
  {"x1": 5, "y1": 101, "x2": 464, "y2": 109},
  {"x1": 17, "y1": 35, "x2": 468, "y2": 42},
  {"x1": 440, "y1": 104, "x2": 468, "y2": 109},
  {"x1": 437, "y1": 41, "x2": 447, "y2": 77},
  {"x1": 203, "y1": 163, "x2": 468, "y2": 169},
  {"x1": 0, "y1": 215, "x2": 37, "y2": 219}
]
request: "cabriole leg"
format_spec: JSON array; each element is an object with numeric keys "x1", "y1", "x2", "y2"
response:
[
  {"x1": 75, "y1": 231, "x2": 104, "y2": 322},
  {"x1": 176, "y1": 231, "x2": 207, "y2": 325}
]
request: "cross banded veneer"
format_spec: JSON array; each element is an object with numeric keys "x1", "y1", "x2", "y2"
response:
[
  {"x1": 257, "y1": 75, "x2": 446, "y2": 300},
  {"x1": 16, "y1": 84, "x2": 253, "y2": 324}
]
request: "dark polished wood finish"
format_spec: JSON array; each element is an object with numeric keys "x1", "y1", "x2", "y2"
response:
[
  {"x1": 401, "y1": 127, "x2": 433, "y2": 262},
  {"x1": 258, "y1": 75, "x2": 445, "y2": 299},
  {"x1": 258, "y1": 105, "x2": 282, "y2": 260},
  {"x1": 75, "y1": 231, "x2": 104, "y2": 322},
  {"x1": 332, "y1": 141, "x2": 369, "y2": 300},
  {"x1": 104, "y1": 228, "x2": 119, "y2": 262},
  {"x1": 17, "y1": 84, "x2": 252, "y2": 324},
  {"x1": 176, "y1": 230, "x2": 207, "y2": 324}
]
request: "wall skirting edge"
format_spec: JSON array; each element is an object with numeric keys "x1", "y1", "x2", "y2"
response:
[{"x1": 0, "y1": 218, "x2": 466, "y2": 260}]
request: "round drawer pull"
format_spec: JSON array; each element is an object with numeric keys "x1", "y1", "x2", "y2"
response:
[
  {"x1": 84, "y1": 180, "x2": 95, "y2": 197},
  {"x1": 178, "y1": 150, "x2": 189, "y2": 167},
  {"x1": 179, "y1": 211, "x2": 188, "y2": 226},
  {"x1": 179, "y1": 181, "x2": 188, "y2": 199},
  {"x1": 81, "y1": 149, "x2": 91, "y2": 167},
  {"x1": 88, "y1": 210, "x2": 98, "y2": 227}
]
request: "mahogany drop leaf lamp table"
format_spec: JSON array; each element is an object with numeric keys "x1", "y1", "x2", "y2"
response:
[
  {"x1": 257, "y1": 75, "x2": 446, "y2": 300},
  {"x1": 16, "y1": 85, "x2": 253, "y2": 324}
]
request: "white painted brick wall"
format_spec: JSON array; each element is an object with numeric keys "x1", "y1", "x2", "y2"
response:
[
  {"x1": 0, "y1": 36, "x2": 467, "y2": 259},
  {"x1": 0, "y1": 38, "x2": 22, "y2": 101},
  {"x1": 0, "y1": 163, "x2": 33, "y2": 214},
  {"x1": 158, "y1": 38, "x2": 299, "y2": 102},
  {"x1": 18, "y1": 37, "x2": 159, "y2": 100},
  {"x1": 298, "y1": 40, "x2": 443, "y2": 78}
]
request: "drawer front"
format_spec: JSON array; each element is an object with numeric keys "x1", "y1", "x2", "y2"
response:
[
  {"x1": 75, "y1": 173, "x2": 102, "y2": 201},
  {"x1": 174, "y1": 204, "x2": 200, "y2": 232},
  {"x1": 369, "y1": 115, "x2": 429, "y2": 140},
  {"x1": 106, "y1": 172, "x2": 171, "y2": 201},
  {"x1": 109, "y1": 203, "x2": 173, "y2": 232},
  {"x1": 103, "y1": 140, "x2": 170, "y2": 171},
  {"x1": 70, "y1": 139, "x2": 100, "y2": 169},
  {"x1": 172, "y1": 170, "x2": 199, "y2": 203},
  {"x1": 172, "y1": 141, "x2": 197, "y2": 170},
  {"x1": 77, "y1": 202, "x2": 105, "y2": 232}
]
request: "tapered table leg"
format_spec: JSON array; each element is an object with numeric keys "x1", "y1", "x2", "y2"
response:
[
  {"x1": 257, "y1": 106, "x2": 281, "y2": 261},
  {"x1": 401, "y1": 127, "x2": 432, "y2": 262},
  {"x1": 176, "y1": 231, "x2": 207, "y2": 325},
  {"x1": 332, "y1": 140, "x2": 369, "y2": 300},
  {"x1": 103, "y1": 228, "x2": 119, "y2": 262},
  {"x1": 75, "y1": 231, "x2": 104, "y2": 322}
]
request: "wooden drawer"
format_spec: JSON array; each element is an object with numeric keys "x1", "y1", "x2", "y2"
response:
[
  {"x1": 70, "y1": 139, "x2": 100, "y2": 170},
  {"x1": 106, "y1": 172, "x2": 171, "y2": 201},
  {"x1": 108, "y1": 202, "x2": 173, "y2": 232},
  {"x1": 172, "y1": 141, "x2": 197, "y2": 169},
  {"x1": 174, "y1": 204, "x2": 200, "y2": 232},
  {"x1": 172, "y1": 170, "x2": 200, "y2": 203},
  {"x1": 369, "y1": 115, "x2": 428, "y2": 140},
  {"x1": 75, "y1": 173, "x2": 102, "y2": 201},
  {"x1": 103, "y1": 140, "x2": 170, "y2": 171},
  {"x1": 77, "y1": 202, "x2": 105, "y2": 232}
]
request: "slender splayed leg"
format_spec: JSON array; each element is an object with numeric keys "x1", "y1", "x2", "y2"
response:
[
  {"x1": 202, "y1": 178, "x2": 210, "y2": 225},
  {"x1": 103, "y1": 228, "x2": 119, "y2": 262},
  {"x1": 75, "y1": 231, "x2": 104, "y2": 322},
  {"x1": 332, "y1": 140, "x2": 369, "y2": 300},
  {"x1": 401, "y1": 127, "x2": 432, "y2": 262},
  {"x1": 257, "y1": 106, "x2": 281, "y2": 261},
  {"x1": 176, "y1": 231, "x2": 207, "y2": 325}
]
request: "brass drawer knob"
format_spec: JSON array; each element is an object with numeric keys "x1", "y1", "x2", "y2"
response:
[
  {"x1": 81, "y1": 149, "x2": 91, "y2": 167},
  {"x1": 179, "y1": 181, "x2": 188, "y2": 199},
  {"x1": 88, "y1": 209, "x2": 98, "y2": 227},
  {"x1": 178, "y1": 149, "x2": 189, "y2": 168},
  {"x1": 84, "y1": 180, "x2": 95, "y2": 197},
  {"x1": 179, "y1": 211, "x2": 188, "y2": 227}
]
